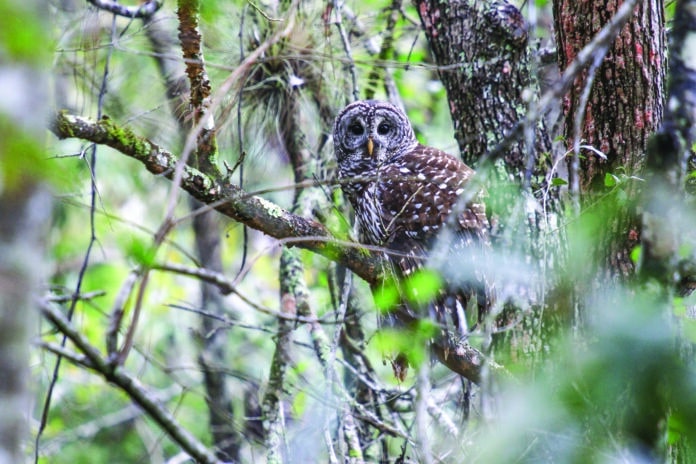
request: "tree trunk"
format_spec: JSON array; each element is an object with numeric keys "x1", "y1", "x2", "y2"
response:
[
  {"x1": 415, "y1": 0, "x2": 552, "y2": 181},
  {"x1": 0, "y1": 1, "x2": 51, "y2": 460},
  {"x1": 415, "y1": 0, "x2": 563, "y2": 361},
  {"x1": 553, "y1": 0, "x2": 665, "y2": 281},
  {"x1": 414, "y1": 0, "x2": 560, "y2": 276}
]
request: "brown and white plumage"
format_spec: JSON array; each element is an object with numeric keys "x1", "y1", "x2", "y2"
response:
[{"x1": 333, "y1": 100, "x2": 492, "y2": 378}]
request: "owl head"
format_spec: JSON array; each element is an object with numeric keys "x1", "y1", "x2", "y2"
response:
[{"x1": 333, "y1": 100, "x2": 418, "y2": 174}]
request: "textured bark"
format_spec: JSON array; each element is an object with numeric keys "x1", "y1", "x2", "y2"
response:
[
  {"x1": 555, "y1": 0, "x2": 665, "y2": 192},
  {"x1": 415, "y1": 0, "x2": 552, "y2": 180},
  {"x1": 177, "y1": 0, "x2": 219, "y2": 174},
  {"x1": 554, "y1": 0, "x2": 665, "y2": 280}
]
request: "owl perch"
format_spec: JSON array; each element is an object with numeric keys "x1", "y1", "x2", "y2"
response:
[
  {"x1": 333, "y1": 100, "x2": 494, "y2": 381},
  {"x1": 50, "y1": 110, "x2": 489, "y2": 383}
]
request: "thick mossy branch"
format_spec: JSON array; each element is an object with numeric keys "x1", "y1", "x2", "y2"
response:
[{"x1": 50, "y1": 111, "x2": 383, "y2": 285}]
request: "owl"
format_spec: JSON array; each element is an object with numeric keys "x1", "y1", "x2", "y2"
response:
[{"x1": 333, "y1": 100, "x2": 492, "y2": 379}]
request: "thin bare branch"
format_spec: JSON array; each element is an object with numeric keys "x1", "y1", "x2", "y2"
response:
[
  {"x1": 39, "y1": 300, "x2": 222, "y2": 464},
  {"x1": 87, "y1": 0, "x2": 162, "y2": 18},
  {"x1": 262, "y1": 248, "x2": 298, "y2": 463}
]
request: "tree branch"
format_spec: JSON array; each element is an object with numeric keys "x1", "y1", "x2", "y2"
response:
[
  {"x1": 177, "y1": 0, "x2": 219, "y2": 175},
  {"x1": 49, "y1": 111, "x2": 384, "y2": 286},
  {"x1": 87, "y1": 0, "x2": 162, "y2": 19},
  {"x1": 39, "y1": 300, "x2": 221, "y2": 464}
]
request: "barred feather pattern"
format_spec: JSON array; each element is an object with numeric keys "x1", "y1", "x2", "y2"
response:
[{"x1": 333, "y1": 100, "x2": 492, "y2": 378}]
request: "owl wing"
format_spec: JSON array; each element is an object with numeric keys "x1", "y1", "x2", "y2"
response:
[
  {"x1": 377, "y1": 145, "x2": 489, "y2": 245},
  {"x1": 377, "y1": 145, "x2": 493, "y2": 334}
]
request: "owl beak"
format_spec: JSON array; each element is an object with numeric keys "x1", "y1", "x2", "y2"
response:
[{"x1": 366, "y1": 137, "x2": 374, "y2": 156}]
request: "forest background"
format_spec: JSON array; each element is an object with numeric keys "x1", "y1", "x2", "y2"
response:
[{"x1": 2, "y1": 0, "x2": 696, "y2": 462}]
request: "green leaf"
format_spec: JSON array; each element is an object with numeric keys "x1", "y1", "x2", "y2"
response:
[
  {"x1": 373, "y1": 328, "x2": 430, "y2": 369},
  {"x1": 667, "y1": 412, "x2": 687, "y2": 445},
  {"x1": 551, "y1": 177, "x2": 568, "y2": 186},
  {"x1": 678, "y1": 243, "x2": 693, "y2": 259},
  {"x1": 630, "y1": 245, "x2": 642, "y2": 264},
  {"x1": 604, "y1": 173, "x2": 618, "y2": 187},
  {"x1": 414, "y1": 318, "x2": 439, "y2": 340},
  {"x1": 0, "y1": 3, "x2": 50, "y2": 63},
  {"x1": 404, "y1": 269, "x2": 443, "y2": 306},
  {"x1": 124, "y1": 237, "x2": 156, "y2": 267},
  {"x1": 374, "y1": 278, "x2": 400, "y2": 313},
  {"x1": 292, "y1": 391, "x2": 307, "y2": 417}
]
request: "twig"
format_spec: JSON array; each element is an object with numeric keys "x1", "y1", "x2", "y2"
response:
[
  {"x1": 37, "y1": 341, "x2": 92, "y2": 368},
  {"x1": 154, "y1": 262, "x2": 338, "y2": 324},
  {"x1": 331, "y1": 1, "x2": 360, "y2": 100},
  {"x1": 106, "y1": 269, "x2": 140, "y2": 358},
  {"x1": 39, "y1": 300, "x2": 221, "y2": 464},
  {"x1": 342, "y1": 407, "x2": 365, "y2": 463},
  {"x1": 36, "y1": 15, "x2": 119, "y2": 460},
  {"x1": 46, "y1": 290, "x2": 106, "y2": 303},
  {"x1": 364, "y1": 0, "x2": 401, "y2": 101},
  {"x1": 425, "y1": 396, "x2": 458, "y2": 438},
  {"x1": 87, "y1": 0, "x2": 162, "y2": 18},
  {"x1": 414, "y1": 360, "x2": 433, "y2": 464}
]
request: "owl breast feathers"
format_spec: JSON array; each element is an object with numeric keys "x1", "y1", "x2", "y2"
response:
[{"x1": 333, "y1": 100, "x2": 493, "y2": 360}]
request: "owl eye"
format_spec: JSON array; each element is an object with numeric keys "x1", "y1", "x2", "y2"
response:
[
  {"x1": 377, "y1": 122, "x2": 391, "y2": 135},
  {"x1": 348, "y1": 123, "x2": 364, "y2": 136}
]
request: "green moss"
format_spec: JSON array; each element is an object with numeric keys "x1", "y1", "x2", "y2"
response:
[{"x1": 99, "y1": 117, "x2": 151, "y2": 159}]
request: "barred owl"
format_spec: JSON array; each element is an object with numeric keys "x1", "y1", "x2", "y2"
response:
[{"x1": 333, "y1": 100, "x2": 492, "y2": 379}]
